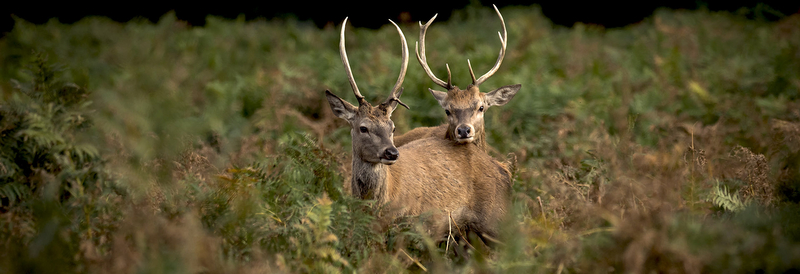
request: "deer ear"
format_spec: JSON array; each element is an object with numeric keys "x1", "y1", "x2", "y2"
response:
[
  {"x1": 326, "y1": 90, "x2": 358, "y2": 122},
  {"x1": 485, "y1": 84, "x2": 521, "y2": 107},
  {"x1": 429, "y1": 88, "x2": 448, "y2": 108}
]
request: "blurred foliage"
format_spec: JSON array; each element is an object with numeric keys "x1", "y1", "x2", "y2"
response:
[{"x1": 1, "y1": 3, "x2": 799, "y2": 273}]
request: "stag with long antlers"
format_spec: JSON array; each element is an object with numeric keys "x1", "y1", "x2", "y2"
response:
[
  {"x1": 325, "y1": 18, "x2": 511, "y2": 245},
  {"x1": 394, "y1": 5, "x2": 521, "y2": 153}
]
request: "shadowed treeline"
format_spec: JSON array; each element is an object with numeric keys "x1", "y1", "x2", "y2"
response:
[{"x1": 3, "y1": 1, "x2": 800, "y2": 34}]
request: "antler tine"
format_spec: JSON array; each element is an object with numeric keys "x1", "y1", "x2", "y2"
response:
[
  {"x1": 445, "y1": 63, "x2": 452, "y2": 87},
  {"x1": 340, "y1": 17, "x2": 367, "y2": 105},
  {"x1": 472, "y1": 4, "x2": 508, "y2": 86},
  {"x1": 468, "y1": 59, "x2": 476, "y2": 83},
  {"x1": 415, "y1": 14, "x2": 452, "y2": 90},
  {"x1": 388, "y1": 20, "x2": 409, "y2": 106}
]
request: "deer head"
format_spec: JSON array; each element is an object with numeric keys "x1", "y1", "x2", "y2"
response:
[
  {"x1": 325, "y1": 17, "x2": 409, "y2": 165},
  {"x1": 416, "y1": 5, "x2": 521, "y2": 150}
]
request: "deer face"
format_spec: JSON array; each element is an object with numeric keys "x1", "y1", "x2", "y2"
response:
[
  {"x1": 326, "y1": 91, "x2": 401, "y2": 164},
  {"x1": 430, "y1": 84, "x2": 520, "y2": 143}
]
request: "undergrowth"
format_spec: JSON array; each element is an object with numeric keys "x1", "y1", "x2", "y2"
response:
[{"x1": 1, "y1": 4, "x2": 799, "y2": 273}]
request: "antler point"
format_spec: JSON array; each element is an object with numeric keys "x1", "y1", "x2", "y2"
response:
[{"x1": 397, "y1": 98, "x2": 410, "y2": 110}]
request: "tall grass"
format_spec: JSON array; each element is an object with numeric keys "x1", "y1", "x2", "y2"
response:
[{"x1": 1, "y1": 4, "x2": 799, "y2": 273}]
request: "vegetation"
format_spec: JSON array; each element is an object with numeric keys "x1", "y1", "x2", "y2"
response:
[{"x1": 1, "y1": 4, "x2": 799, "y2": 273}]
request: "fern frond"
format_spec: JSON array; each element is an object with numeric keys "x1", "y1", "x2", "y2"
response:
[
  {"x1": 65, "y1": 143, "x2": 100, "y2": 164},
  {"x1": 0, "y1": 183, "x2": 31, "y2": 206},
  {"x1": 708, "y1": 182, "x2": 747, "y2": 212},
  {"x1": 0, "y1": 153, "x2": 19, "y2": 179},
  {"x1": 17, "y1": 128, "x2": 66, "y2": 150}
]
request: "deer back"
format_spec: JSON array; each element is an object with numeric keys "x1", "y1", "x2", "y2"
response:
[
  {"x1": 393, "y1": 124, "x2": 447, "y2": 147},
  {"x1": 385, "y1": 137, "x2": 512, "y2": 237}
]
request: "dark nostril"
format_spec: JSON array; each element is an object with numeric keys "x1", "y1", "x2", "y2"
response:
[
  {"x1": 384, "y1": 148, "x2": 399, "y2": 160},
  {"x1": 457, "y1": 126, "x2": 470, "y2": 138},
  {"x1": 465, "y1": 127, "x2": 471, "y2": 134}
]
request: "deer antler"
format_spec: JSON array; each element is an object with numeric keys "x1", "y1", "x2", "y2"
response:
[
  {"x1": 384, "y1": 19, "x2": 410, "y2": 110},
  {"x1": 340, "y1": 17, "x2": 367, "y2": 105},
  {"x1": 469, "y1": 4, "x2": 507, "y2": 86},
  {"x1": 415, "y1": 14, "x2": 453, "y2": 90}
]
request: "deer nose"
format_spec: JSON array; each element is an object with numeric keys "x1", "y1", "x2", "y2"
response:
[
  {"x1": 457, "y1": 126, "x2": 472, "y2": 138},
  {"x1": 384, "y1": 148, "x2": 399, "y2": 160}
]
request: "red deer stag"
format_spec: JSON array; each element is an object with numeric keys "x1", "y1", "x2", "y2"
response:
[
  {"x1": 326, "y1": 18, "x2": 511, "y2": 245},
  {"x1": 394, "y1": 5, "x2": 521, "y2": 153}
]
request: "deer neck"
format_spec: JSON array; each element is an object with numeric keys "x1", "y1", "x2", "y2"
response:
[{"x1": 351, "y1": 156, "x2": 389, "y2": 203}]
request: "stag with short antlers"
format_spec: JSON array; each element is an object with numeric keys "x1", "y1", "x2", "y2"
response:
[
  {"x1": 325, "y1": 18, "x2": 511, "y2": 245},
  {"x1": 394, "y1": 5, "x2": 521, "y2": 153}
]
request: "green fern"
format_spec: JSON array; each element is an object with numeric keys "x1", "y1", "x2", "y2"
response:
[
  {"x1": 196, "y1": 132, "x2": 384, "y2": 271},
  {"x1": 0, "y1": 183, "x2": 31, "y2": 206},
  {"x1": 0, "y1": 51, "x2": 115, "y2": 219},
  {"x1": 295, "y1": 195, "x2": 350, "y2": 273},
  {"x1": 708, "y1": 181, "x2": 749, "y2": 212},
  {"x1": 0, "y1": 52, "x2": 126, "y2": 274}
]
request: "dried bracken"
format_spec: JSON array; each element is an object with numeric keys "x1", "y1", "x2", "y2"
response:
[
  {"x1": 771, "y1": 119, "x2": 800, "y2": 152},
  {"x1": 730, "y1": 145, "x2": 773, "y2": 206}
]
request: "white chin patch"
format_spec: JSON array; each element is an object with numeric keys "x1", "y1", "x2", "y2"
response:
[
  {"x1": 456, "y1": 137, "x2": 474, "y2": 143},
  {"x1": 380, "y1": 159, "x2": 397, "y2": 165}
]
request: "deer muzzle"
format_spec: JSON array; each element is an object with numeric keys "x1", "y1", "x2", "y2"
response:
[
  {"x1": 455, "y1": 125, "x2": 475, "y2": 142},
  {"x1": 381, "y1": 147, "x2": 399, "y2": 164}
]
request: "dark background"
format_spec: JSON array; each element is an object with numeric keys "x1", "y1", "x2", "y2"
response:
[{"x1": 2, "y1": 1, "x2": 799, "y2": 36}]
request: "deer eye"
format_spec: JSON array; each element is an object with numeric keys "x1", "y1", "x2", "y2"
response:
[
  {"x1": 445, "y1": 110, "x2": 451, "y2": 116},
  {"x1": 359, "y1": 126, "x2": 368, "y2": 133},
  {"x1": 479, "y1": 106, "x2": 485, "y2": 112}
]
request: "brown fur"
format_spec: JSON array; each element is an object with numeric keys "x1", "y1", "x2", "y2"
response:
[
  {"x1": 394, "y1": 124, "x2": 447, "y2": 147},
  {"x1": 375, "y1": 137, "x2": 511, "y2": 238}
]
